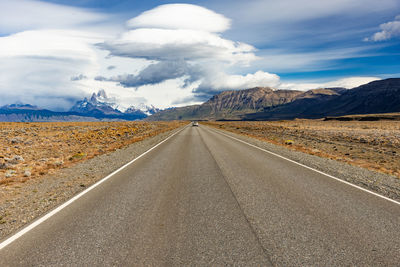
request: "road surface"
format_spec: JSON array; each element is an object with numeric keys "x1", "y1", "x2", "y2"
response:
[{"x1": 0, "y1": 125, "x2": 399, "y2": 266}]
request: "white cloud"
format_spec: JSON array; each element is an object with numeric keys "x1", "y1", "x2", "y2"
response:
[
  {"x1": 84, "y1": 78, "x2": 200, "y2": 110},
  {"x1": 254, "y1": 46, "x2": 378, "y2": 72},
  {"x1": 0, "y1": 1, "x2": 391, "y2": 111},
  {"x1": 0, "y1": 0, "x2": 156, "y2": 111},
  {"x1": 197, "y1": 70, "x2": 280, "y2": 93},
  {"x1": 0, "y1": 29, "x2": 100, "y2": 59},
  {"x1": 100, "y1": 28, "x2": 256, "y2": 64},
  {"x1": 280, "y1": 77, "x2": 380, "y2": 91},
  {"x1": 211, "y1": 0, "x2": 399, "y2": 72},
  {"x1": 96, "y1": 60, "x2": 196, "y2": 88},
  {"x1": 322, "y1": 77, "x2": 381, "y2": 88},
  {"x1": 0, "y1": 28, "x2": 149, "y2": 110},
  {"x1": 127, "y1": 4, "x2": 230, "y2": 33},
  {"x1": 0, "y1": 29, "x2": 101, "y2": 110},
  {"x1": 97, "y1": 4, "x2": 387, "y2": 103},
  {"x1": 107, "y1": 4, "x2": 251, "y2": 66},
  {"x1": 0, "y1": 0, "x2": 106, "y2": 34},
  {"x1": 218, "y1": 0, "x2": 399, "y2": 26},
  {"x1": 98, "y1": 3, "x2": 264, "y2": 101},
  {"x1": 365, "y1": 15, "x2": 400, "y2": 41}
]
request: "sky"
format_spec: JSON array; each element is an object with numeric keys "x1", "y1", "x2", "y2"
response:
[{"x1": 0, "y1": 0, "x2": 399, "y2": 111}]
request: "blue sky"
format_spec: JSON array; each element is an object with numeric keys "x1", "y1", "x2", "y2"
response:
[{"x1": 0, "y1": 0, "x2": 399, "y2": 110}]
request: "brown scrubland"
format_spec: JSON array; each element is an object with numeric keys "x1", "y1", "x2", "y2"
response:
[
  {"x1": 203, "y1": 120, "x2": 400, "y2": 178},
  {"x1": 0, "y1": 121, "x2": 185, "y2": 185}
]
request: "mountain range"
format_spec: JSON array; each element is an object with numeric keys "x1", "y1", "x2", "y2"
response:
[
  {"x1": 147, "y1": 78, "x2": 400, "y2": 121},
  {"x1": 69, "y1": 89, "x2": 159, "y2": 117},
  {"x1": 0, "y1": 90, "x2": 159, "y2": 122},
  {"x1": 1, "y1": 78, "x2": 399, "y2": 122}
]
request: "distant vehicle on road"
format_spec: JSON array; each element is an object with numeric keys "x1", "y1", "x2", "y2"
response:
[{"x1": 192, "y1": 121, "x2": 199, "y2": 127}]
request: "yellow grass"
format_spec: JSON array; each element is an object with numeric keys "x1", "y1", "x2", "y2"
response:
[
  {"x1": 0, "y1": 121, "x2": 185, "y2": 185},
  {"x1": 204, "y1": 120, "x2": 400, "y2": 178}
]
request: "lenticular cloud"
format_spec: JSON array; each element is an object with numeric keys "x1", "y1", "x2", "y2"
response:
[
  {"x1": 100, "y1": 28, "x2": 257, "y2": 64},
  {"x1": 98, "y1": 4, "x2": 280, "y2": 96},
  {"x1": 126, "y1": 4, "x2": 231, "y2": 33},
  {"x1": 100, "y1": 4, "x2": 256, "y2": 65}
]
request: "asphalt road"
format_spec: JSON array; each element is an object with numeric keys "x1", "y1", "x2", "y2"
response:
[{"x1": 0, "y1": 125, "x2": 399, "y2": 266}]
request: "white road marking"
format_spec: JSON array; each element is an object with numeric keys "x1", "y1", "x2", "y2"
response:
[
  {"x1": 0, "y1": 125, "x2": 189, "y2": 250},
  {"x1": 208, "y1": 126, "x2": 400, "y2": 206}
]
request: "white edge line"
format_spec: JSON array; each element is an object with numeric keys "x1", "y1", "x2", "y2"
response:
[
  {"x1": 207, "y1": 126, "x2": 400, "y2": 206},
  {"x1": 0, "y1": 124, "x2": 189, "y2": 250}
]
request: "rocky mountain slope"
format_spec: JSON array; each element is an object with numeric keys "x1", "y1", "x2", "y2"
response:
[
  {"x1": 148, "y1": 87, "x2": 345, "y2": 120},
  {"x1": 70, "y1": 89, "x2": 122, "y2": 116},
  {"x1": 244, "y1": 78, "x2": 400, "y2": 120},
  {"x1": 148, "y1": 78, "x2": 400, "y2": 121}
]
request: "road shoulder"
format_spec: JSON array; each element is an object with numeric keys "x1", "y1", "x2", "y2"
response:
[
  {"x1": 204, "y1": 125, "x2": 400, "y2": 202},
  {"x1": 0, "y1": 125, "x2": 186, "y2": 240}
]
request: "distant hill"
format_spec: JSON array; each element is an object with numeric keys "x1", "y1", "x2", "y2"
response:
[
  {"x1": 0, "y1": 108, "x2": 99, "y2": 122},
  {"x1": 0, "y1": 107, "x2": 146, "y2": 122},
  {"x1": 2, "y1": 78, "x2": 399, "y2": 122},
  {"x1": 147, "y1": 87, "x2": 345, "y2": 121},
  {"x1": 147, "y1": 78, "x2": 400, "y2": 121},
  {"x1": 323, "y1": 113, "x2": 400, "y2": 121},
  {"x1": 147, "y1": 105, "x2": 202, "y2": 121},
  {"x1": 244, "y1": 78, "x2": 400, "y2": 120},
  {"x1": 1, "y1": 103, "x2": 42, "y2": 111}
]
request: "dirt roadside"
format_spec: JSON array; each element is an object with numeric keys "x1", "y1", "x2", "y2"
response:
[
  {"x1": 203, "y1": 120, "x2": 400, "y2": 179},
  {"x1": 0, "y1": 122, "x2": 186, "y2": 240},
  {"x1": 202, "y1": 120, "x2": 400, "y2": 202}
]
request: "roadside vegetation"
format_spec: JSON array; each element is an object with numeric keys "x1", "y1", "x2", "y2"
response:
[
  {"x1": 0, "y1": 121, "x2": 185, "y2": 185},
  {"x1": 0, "y1": 121, "x2": 186, "y2": 239},
  {"x1": 203, "y1": 120, "x2": 400, "y2": 178}
]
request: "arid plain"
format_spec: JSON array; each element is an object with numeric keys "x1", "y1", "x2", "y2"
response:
[
  {"x1": 0, "y1": 121, "x2": 185, "y2": 185},
  {"x1": 1, "y1": 119, "x2": 399, "y2": 237},
  {"x1": 0, "y1": 121, "x2": 185, "y2": 234},
  {"x1": 204, "y1": 119, "x2": 400, "y2": 179}
]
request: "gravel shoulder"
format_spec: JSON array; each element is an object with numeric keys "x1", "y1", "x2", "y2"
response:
[
  {"x1": 0, "y1": 125, "x2": 186, "y2": 240},
  {"x1": 205, "y1": 125, "x2": 400, "y2": 202}
]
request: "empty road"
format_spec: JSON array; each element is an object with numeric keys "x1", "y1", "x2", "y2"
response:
[{"x1": 0, "y1": 125, "x2": 399, "y2": 266}]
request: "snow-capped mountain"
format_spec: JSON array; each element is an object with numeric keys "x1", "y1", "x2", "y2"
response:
[
  {"x1": 90, "y1": 89, "x2": 121, "y2": 110},
  {"x1": 70, "y1": 89, "x2": 122, "y2": 115},
  {"x1": 125, "y1": 103, "x2": 160, "y2": 116},
  {"x1": 69, "y1": 90, "x2": 159, "y2": 119},
  {"x1": 0, "y1": 90, "x2": 160, "y2": 121}
]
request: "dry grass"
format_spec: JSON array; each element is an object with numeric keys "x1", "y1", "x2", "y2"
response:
[
  {"x1": 203, "y1": 120, "x2": 400, "y2": 178},
  {"x1": 0, "y1": 121, "x2": 185, "y2": 185}
]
